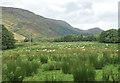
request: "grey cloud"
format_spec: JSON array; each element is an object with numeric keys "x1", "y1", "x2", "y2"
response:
[
  {"x1": 98, "y1": 12, "x2": 117, "y2": 22},
  {"x1": 63, "y1": 2, "x2": 93, "y2": 13},
  {"x1": 64, "y1": 2, "x2": 81, "y2": 12},
  {"x1": 81, "y1": 2, "x2": 93, "y2": 9},
  {"x1": 0, "y1": 0, "x2": 118, "y2": 30}
]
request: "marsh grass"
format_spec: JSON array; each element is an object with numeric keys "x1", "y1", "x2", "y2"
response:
[{"x1": 2, "y1": 42, "x2": 119, "y2": 81}]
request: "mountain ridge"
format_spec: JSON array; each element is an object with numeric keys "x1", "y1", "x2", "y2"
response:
[{"x1": 1, "y1": 6, "x2": 103, "y2": 40}]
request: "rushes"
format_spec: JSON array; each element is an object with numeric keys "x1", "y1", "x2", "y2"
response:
[
  {"x1": 72, "y1": 64, "x2": 95, "y2": 82},
  {"x1": 2, "y1": 57, "x2": 41, "y2": 81},
  {"x1": 2, "y1": 42, "x2": 119, "y2": 81},
  {"x1": 42, "y1": 61, "x2": 62, "y2": 71},
  {"x1": 40, "y1": 55, "x2": 48, "y2": 63}
]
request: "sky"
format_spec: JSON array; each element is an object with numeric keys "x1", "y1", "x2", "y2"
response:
[{"x1": 0, "y1": 0, "x2": 119, "y2": 30}]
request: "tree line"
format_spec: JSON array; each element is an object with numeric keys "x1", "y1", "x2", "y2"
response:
[
  {"x1": 1, "y1": 24, "x2": 120, "y2": 50},
  {"x1": 53, "y1": 29, "x2": 120, "y2": 43},
  {"x1": 53, "y1": 34, "x2": 97, "y2": 42}
]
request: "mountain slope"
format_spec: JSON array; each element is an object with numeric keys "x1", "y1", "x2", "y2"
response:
[
  {"x1": 74, "y1": 27, "x2": 103, "y2": 35},
  {"x1": 1, "y1": 6, "x2": 103, "y2": 40}
]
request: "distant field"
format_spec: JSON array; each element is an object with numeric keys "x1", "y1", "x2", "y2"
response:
[{"x1": 2, "y1": 42, "x2": 120, "y2": 81}]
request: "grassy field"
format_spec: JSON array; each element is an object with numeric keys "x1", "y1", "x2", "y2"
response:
[{"x1": 2, "y1": 42, "x2": 120, "y2": 82}]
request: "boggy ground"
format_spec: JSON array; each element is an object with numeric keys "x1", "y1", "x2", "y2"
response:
[{"x1": 2, "y1": 42, "x2": 120, "y2": 82}]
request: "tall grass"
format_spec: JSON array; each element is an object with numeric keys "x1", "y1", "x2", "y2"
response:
[{"x1": 2, "y1": 42, "x2": 118, "y2": 81}]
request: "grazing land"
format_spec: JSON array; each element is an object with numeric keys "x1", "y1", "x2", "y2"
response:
[
  {"x1": 2, "y1": 42, "x2": 119, "y2": 81},
  {"x1": 1, "y1": 5, "x2": 120, "y2": 82}
]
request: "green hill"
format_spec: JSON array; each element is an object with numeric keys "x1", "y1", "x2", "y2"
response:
[
  {"x1": 1, "y1": 6, "x2": 103, "y2": 40},
  {"x1": 74, "y1": 27, "x2": 103, "y2": 35}
]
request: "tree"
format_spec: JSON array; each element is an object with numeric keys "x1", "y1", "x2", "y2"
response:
[
  {"x1": 0, "y1": 25, "x2": 16, "y2": 50},
  {"x1": 118, "y1": 28, "x2": 120, "y2": 43},
  {"x1": 77, "y1": 35, "x2": 83, "y2": 41},
  {"x1": 64, "y1": 34, "x2": 73, "y2": 42},
  {"x1": 99, "y1": 29, "x2": 118, "y2": 43},
  {"x1": 53, "y1": 34, "x2": 97, "y2": 42},
  {"x1": 86, "y1": 35, "x2": 97, "y2": 41}
]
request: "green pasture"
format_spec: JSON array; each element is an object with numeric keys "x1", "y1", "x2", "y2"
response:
[{"x1": 2, "y1": 42, "x2": 120, "y2": 82}]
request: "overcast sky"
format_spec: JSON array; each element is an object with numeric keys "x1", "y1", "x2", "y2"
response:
[{"x1": 0, "y1": 0, "x2": 119, "y2": 30}]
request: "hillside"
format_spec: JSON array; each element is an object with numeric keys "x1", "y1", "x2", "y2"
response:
[
  {"x1": 74, "y1": 27, "x2": 103, "y2": 35},
  {"x1": 1, "y1": 6, "x2": 103, "y2": 40}
]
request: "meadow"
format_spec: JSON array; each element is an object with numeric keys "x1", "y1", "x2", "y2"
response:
[{"x1": 2, "y1": 41, "x2": 120, "y2": 82}]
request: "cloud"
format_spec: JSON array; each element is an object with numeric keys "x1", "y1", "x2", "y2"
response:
[{"x1": 0, "y1": 0, "x2": 119, "y2": 30}]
